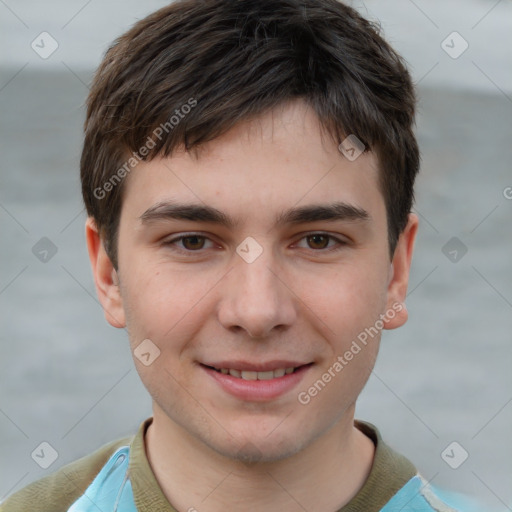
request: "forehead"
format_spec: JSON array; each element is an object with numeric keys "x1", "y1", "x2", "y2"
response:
[{"x1": 120, "y1": 100, "x2": 384, "y2": 224}]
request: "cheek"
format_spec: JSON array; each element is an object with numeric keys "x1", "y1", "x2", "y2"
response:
[
  {"x1": 296, "y1": 269, "x2": 385, "y2": 415},
  {"x1": 119, "y1": 261, "x2": 223, "y2": 350},
  {"x1": 118, "y1": 265, "x2": 207, "y2": 408},
  {"x1": 296, "y1": 259, "x2": 389, "y2": 343}
]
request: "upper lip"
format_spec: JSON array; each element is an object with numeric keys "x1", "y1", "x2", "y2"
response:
[{"x1": 201, "y1": 360, "x2": 312, "y2": 372}]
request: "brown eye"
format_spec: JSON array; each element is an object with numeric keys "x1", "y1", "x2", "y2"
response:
[
  {"x1": 181, "y1": 235, "x2": 206, "y2": 250},
  {"x1": 294, "y1": 233, "x2": 347, "y2": 253},
  {"x1": 164, "y1": 233, "x2": 217, "y2": 255},
  {"x1": 307, "y1": 234, "x2": 330, "y2": 250}
]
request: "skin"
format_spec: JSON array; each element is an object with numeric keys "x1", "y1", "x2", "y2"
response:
[{"x1": 86, "y1": 99, "x2": 418, "y2": 512}]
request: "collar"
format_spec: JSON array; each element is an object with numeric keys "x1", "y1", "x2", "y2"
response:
[{"x1": 127, "y1": 417, "x2": 417, "y2": 512}]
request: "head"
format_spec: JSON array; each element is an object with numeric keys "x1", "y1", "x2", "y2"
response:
[{"x1": 83, "y1": 0, "x2": 419, "y2": 462}]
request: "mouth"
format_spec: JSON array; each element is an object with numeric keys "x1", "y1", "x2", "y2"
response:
[
  {"x1": 199, "y1": 361, "x2": 313, "y2": 401},
  {"x1": 204, "y1": 365, "x2": 303, "y2": 380}
]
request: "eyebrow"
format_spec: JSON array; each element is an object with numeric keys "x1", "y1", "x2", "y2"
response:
[{"x1": 139, "y1": 200, "x2": 370, "y2": 229}]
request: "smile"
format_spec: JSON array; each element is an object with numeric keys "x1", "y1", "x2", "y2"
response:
[
  {"x1": 200, "y1": 362, "x2": 313, "y2": 401},
  {"x1": 209, "y1": 366, "x2": 297, "y2": 380}
]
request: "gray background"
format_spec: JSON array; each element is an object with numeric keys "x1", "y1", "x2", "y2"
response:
[{"x1": 1, "y1": 0, "x2": 511, "y2": 510}]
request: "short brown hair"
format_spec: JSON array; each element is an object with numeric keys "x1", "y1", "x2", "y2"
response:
[{"x1": 81, "y1": 0, "x2": 420, "y2": 269}]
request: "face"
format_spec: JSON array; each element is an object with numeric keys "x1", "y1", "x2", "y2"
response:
[{"x1": 87, "y1": 99, "x2": 417, "y2": 462}]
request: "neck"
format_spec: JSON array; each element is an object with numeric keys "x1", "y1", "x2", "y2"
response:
[{"x1": 145, "y1": 405, "x2": 375, "y2": 512}]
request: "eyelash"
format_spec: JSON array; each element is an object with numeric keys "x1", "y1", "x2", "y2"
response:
[{"x1": 163, "y1": 232, "x2": 348, "y2": 255}]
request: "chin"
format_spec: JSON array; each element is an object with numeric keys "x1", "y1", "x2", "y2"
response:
[
  {"x1": 204, "y1": 415, "x2": 323, "y2": 464},
  {"x1": 213, "y1": 435, "x2": 306, "y2": 464},
  {"x1": 154, "y1": 395, "x2": 332, "y2": 464}
]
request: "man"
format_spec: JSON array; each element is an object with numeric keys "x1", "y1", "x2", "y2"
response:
[{"x1": 1, "y1": 0, "x2": 475, "y2": 510}]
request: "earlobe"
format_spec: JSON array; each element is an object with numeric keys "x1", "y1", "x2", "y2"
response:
[
  {"x1": 383, "y1": 213, "x2": 418, "y2": 330},
  {"x1": 85, "y1": 217, "x2": 126, "y2": 328}
]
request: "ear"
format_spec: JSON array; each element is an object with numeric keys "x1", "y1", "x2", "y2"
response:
[
  {"x1": 85, "y1": 217, "x2": 126, "y2": 328},
  {"x1": 383, "y1": 213, "x2": 418, "y2": 330}
]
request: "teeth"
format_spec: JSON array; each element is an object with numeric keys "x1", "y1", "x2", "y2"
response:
[{"x1": 217, "y1": 367, "x2": 298, "y2": 379}]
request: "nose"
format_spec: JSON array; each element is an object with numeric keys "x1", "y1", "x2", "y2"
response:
[{"x1": 217, "y1": 248, "x2": 297, "y2": 339}]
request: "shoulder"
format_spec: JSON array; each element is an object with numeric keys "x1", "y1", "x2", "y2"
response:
[
  {"x1": 352, "y1": 421, "x2": 479, "y2": 512},
  {"x1": 383, "y1": 474, "x2": 481, "y2": 512},
  {"x1": 0, "y1": 436, "x2": 132, "y2": 512}
]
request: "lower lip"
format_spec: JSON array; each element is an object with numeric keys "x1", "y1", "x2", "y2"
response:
[{"x1": 201, "y1": 364, "x2": 312, "y2": 401}]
